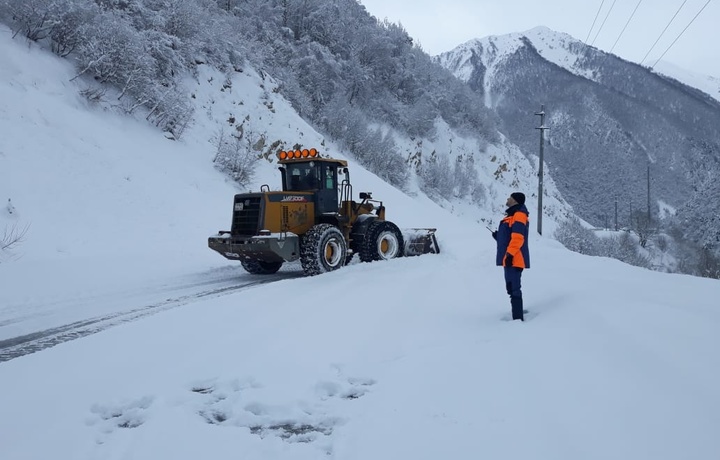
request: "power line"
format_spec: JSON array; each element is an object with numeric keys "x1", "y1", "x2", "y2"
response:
[
  {"x1": 640, "y1": 0, "x2": 687, "y2": 65},
  {"x1": 652, "y1": 0, "x2": 712, "y2": 69},
  {"x1": 591, "y1": 0, "x2": 618, "y2": 46},
  {"x1": 585, "y1": 1, "x2": 606, "y2": 44},
  {"x1": 610, "y1": 0, "x2": 643, "y2": 53}
]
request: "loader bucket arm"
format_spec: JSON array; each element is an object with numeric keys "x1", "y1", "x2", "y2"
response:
[{"x1": 402, "y1": 228, "x2": 440, "y2": 256}]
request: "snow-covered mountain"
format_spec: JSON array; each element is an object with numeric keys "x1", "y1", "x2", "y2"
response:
[
  {"x1": 436, "y1": 27, "x2": 597, "y2": 104},
  {"x1": 438, "y1": 26, "x2": 720, "y2": 105},
  {"x1": 437, "y1": 27, "x2": 720, "y2": 251}
]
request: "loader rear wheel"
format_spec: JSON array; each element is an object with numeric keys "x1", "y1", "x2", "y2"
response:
[
  {"x1": 359, "y1": 220, "x2": 404, "y2": 262},
  {"x1": 301, "y1": 224, "x2": 347, "y2": 276},
  {"x1": 240, "y1": 258, "x2": 283, "y2": 275}
]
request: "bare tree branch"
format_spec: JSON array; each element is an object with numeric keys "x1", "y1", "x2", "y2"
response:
[{"x1": 1, "y1": 222, "x2": 30, "y2": 253}]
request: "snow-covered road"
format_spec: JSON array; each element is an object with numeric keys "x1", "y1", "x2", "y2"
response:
[{"x1": 0, "y1": 264, "x2": 305, "y2": 362}]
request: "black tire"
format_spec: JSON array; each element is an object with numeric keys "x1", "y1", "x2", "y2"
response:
[
  {"x1": 300, "y1": 224, "x2": 347, "y2": 276},
  {"x1": 359, "y1": 220, "x2": 404, "y2": 262},
  {"x1": 240, "y1": 258, "x2": 283, "y2": 274}
]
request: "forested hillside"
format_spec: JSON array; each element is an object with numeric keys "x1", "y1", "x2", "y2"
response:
[{"x1": 0, "y1": 0, "x2": 500, "y2": 194}]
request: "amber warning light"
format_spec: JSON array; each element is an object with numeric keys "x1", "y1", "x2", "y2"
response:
[{"x1": 278, "y1": 148, "x2": 318, "y2": 160}]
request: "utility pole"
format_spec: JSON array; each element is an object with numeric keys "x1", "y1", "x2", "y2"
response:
[
  {"x1": 614, "y1": 196, "x2": 618, "y2": 231},
  {"x1": 647, "y1": 164, "x2": 651, "y2": 222},
  {"x1": 534, "y1": 105, "x2": 550, "y2": 236}
]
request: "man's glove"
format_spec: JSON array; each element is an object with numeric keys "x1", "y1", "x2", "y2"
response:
[
  {"x1": 491, "y1": 231, "x2": 497, "y2": 240},
  {"x1": 504, "y1": 253, "x2": 514, "y2": 267}
]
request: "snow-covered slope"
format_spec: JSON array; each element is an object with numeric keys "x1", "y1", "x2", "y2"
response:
[
  {"x1": 0, "y1": 22, "x2": 570, "y2": 338},
  {"x1": 1, "y1": 25, "x2": 720, "y2": 460},
  {"x1": 653, "y1": 59, "x2": 720, "y2": 103}
]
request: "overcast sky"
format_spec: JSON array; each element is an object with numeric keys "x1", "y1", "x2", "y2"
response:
[{"x1": 359, "y1": 0, "x2": 719, "y2": 78}]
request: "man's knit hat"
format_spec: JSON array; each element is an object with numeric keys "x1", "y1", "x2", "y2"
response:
[{"x1": 511, "y1": 192, "x2": 526, "y2": 205}]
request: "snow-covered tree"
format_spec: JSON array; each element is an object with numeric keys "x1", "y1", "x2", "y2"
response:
[
  {"x1": 554, "y1": 217, "x2": 599, "y2": 256},
  {"x1": 212, "y1": 129, "x2": 260, "y2": 187}
]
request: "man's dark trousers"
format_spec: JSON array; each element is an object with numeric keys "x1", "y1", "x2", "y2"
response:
[{"x1": 504, "y1": 266, "x2": 524, "y2": 320}]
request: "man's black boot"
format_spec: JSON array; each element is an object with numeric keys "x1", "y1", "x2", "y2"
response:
[{"x1": 511, "y1": 296, "x2": 524, "y2": 321}]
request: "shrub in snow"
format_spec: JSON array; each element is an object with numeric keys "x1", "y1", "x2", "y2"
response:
[
  {"x1": 212, "y1": 129, "x2": 259, "y2": 187},
  {"x1": 1, "y1": 222, "x2": 29, "y2": 263},
  {"x1": 555, "y1": 217, "x2": 600, "y2": 256}
]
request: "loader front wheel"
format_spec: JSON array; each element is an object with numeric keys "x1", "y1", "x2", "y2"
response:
[
  {"x1": 301, "y1": 224, "x2": 347, "y2": 276},
  {"x1": 240, "y1": 258, "x2": 283, "y2": 275},
  {"x1": 240, "y1": 259, "x2": 282, "y2": 275},
  {"x1": 359, "y1": 220, "x2": 404, "y2": 262}
]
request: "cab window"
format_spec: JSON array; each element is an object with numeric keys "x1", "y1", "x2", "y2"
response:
[{"x1": 287, "y1": 163, "x2": 320, "y2": 191}]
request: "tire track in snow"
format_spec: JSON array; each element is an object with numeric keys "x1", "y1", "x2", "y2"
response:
[{"x1": 0, "y1": 275, "x2": 295, "y2": 363}]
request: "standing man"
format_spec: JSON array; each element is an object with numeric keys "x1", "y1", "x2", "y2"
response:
[{"x1": 493, "y1": 192, "x2": 530, "y2": 321}]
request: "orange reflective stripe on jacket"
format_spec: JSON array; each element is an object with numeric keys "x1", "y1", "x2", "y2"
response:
[
  {"x1": 506, "y1": 211, "x2": 527, "y2": 257},
  {"x1": 497, "y1": 207, "x2": 530, "y2": 269}
]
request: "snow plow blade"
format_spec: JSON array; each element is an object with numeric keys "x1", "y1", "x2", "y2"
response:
[{"x1": 402, "y1": 228, "x2": 440, "y2": 256}]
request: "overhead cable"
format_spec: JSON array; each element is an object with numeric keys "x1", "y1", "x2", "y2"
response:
[
  {"x1": 591, "y1": 0, "x2": 618, "y2": 46},
  {"x1": 652, "y1": 0, "x2": 712, "y2": 69},
  {"x1": 610, "y1": 0, "x2": 644, "y2": 53},
  {"x1": 585, "y1": 1, "x2": 606, "y2": 44},
  {"x1": 640, "y1": 0, "x2": 687, "y2": 65}
]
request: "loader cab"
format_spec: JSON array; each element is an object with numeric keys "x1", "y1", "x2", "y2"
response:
[{"x1": 278, "y1": 151, "x2": 348, "y2": 216}]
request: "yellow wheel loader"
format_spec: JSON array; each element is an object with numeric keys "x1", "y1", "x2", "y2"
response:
[{"x1": 208, "y1": 148, "x2": 439, "y2": 276}]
